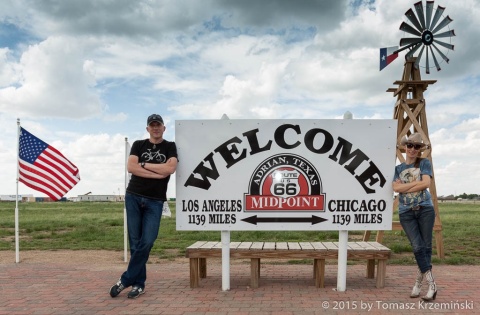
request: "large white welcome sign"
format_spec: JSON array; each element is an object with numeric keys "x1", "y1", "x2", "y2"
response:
[{"x1": 176, "y1": 120, "x2": 396, "y2": 231}]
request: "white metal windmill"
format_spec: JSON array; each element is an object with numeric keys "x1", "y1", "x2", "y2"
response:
[{"x1": 396, "y1": 0, "x2": 455, "y2": 73}]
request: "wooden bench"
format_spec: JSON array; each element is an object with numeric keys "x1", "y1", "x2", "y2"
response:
[{"x1": 186, "y1": 241, "x2": 391, "y2": 289}]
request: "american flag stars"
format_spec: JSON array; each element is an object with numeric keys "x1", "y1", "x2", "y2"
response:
[{"x1": 19, "y1": 130, "x2": 49, "y2": 164}]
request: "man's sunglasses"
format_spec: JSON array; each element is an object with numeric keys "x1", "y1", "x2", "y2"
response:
[{"x1": 406, "y1": 143, "x2": 423, "y2": 150}]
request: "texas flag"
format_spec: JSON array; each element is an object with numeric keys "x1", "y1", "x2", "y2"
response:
[{"x1": 379, "y1": 46, "x2": 399, "y2": 71}]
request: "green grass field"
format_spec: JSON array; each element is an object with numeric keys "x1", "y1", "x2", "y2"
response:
[{"x1": 0, "y1": 201, "x2": 478, "y2": 265}]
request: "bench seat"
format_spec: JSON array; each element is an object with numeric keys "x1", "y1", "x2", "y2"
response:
[{"x1": 185, "y1": 241, "x2": 391, "y2": 289}]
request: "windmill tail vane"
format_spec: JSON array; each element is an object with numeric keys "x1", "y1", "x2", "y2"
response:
[
  {"x1": 379, "y1": 0, "x2": 455, "y2": 74},
  {"x1": 379, "y1": 46, "x2": 399, "y2": 71}
]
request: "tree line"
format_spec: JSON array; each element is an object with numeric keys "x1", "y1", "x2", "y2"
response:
[{"x1": 439, "y1": 193, "x2": 479, "y2": 200}]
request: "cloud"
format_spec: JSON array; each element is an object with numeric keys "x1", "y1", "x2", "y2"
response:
[
  {"x1": 0, "y1": 48, "x2": 20, "y2": 86},
  {"x1": 49, "y1": 133, "x2": 128, "y2": 197},
  {"x1": 170, "y1": 56, "x2": 295, "y2": 120},
  {"x1": 216, "y1": 0, "x2": 346, "y2": 30},
  {"x1": 0, "y1": 36, "x2": 105, "y2": 119},
  {"x1": 102, "y1": 112, "x2": 128, "y2": 123},
  {"x1": 14, "y1": 0, "x2": 346, "y2": 38}
]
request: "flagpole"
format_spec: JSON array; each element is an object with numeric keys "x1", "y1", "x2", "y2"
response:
[
  {"x1": 15, "y1": 118, "x2": 20, "y2": 263},
  {"x1": 124, "y1": 137, "x2": 129, "y2": 263}
]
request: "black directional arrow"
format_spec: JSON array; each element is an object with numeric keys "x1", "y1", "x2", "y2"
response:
[{"x1": 241, "y1": 215, "x2": 328, "y2": 225}]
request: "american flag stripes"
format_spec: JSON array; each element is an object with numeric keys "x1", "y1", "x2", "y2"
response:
[{"x1": 18, "y1": 127, "x2": 80, "y2": 201}]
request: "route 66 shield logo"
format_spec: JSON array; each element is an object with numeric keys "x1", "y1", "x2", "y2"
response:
[
  {"x1": 270, "y1": 170, "x2": 300, "y2": 198},
  {"x1": 244, "y1": 153, "x2": 325, "y2": 211}
]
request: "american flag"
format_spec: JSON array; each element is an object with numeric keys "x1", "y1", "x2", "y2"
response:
[{"x1": 18, "y1": 127, "x2": 80, "y2": 201}]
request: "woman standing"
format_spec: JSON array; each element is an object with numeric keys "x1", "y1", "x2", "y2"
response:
[{"x1": 393, "y1": 133, "x2": 437, "y2": 301}]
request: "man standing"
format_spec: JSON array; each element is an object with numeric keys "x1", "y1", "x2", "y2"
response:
[{"x1": 110, "y1": 114, "x2": 178, "y2": 299}]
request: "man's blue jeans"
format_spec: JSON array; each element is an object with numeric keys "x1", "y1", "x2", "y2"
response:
[
  {"x1": 399, "y1": 205, "x2": 435, "y2": 273},
  {"x1": 121, "y1": 192, "x2": 163, "y2": 289}
]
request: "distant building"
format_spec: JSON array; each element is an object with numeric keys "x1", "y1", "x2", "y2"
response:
[
  {"x1": 438, "y1": 195, "x2": 455, "y2": 202},
  {"x1": 1, "y1": 194, "x2": 125, "y2": 202},
  {"x1": 76, "y1": 195, "x2": 124, "y2": 202},
  {"x1": 0, "y1": 194, "x2": 34, "y2": 202}
]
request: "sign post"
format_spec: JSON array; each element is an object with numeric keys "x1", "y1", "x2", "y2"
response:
[
  {"x1": 220, "y1": 114, "x2": 230, "y2": 291},
  {"x1": 221, "y1": 230, "x2": 230, "y2": 291},
  {"x1": 337, "y1": 111, "x2": 353, "y2": 292}
]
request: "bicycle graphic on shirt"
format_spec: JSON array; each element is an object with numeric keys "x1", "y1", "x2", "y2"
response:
[{"x1": 141, "y1": 149, "x2": 166, "y2": 163}]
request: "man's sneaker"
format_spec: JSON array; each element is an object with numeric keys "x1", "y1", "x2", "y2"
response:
[
  {"x1": 109, "y1": 279, "x2": 125, "y2": 297},
  {"x1": 127, "y1": 286, "x2": 145, "y2": 299}
]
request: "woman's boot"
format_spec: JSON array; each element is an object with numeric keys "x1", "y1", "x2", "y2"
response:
[
  {"x1": 410, "y1": 269, "x2": 424, "y2": 298},
  {"x1": 422, "y1": 269, "x2": 437, "y2": 301}
]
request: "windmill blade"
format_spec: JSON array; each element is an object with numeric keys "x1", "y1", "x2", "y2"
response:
[
  {"x1": 429, "y1": 46, "x2": 441, "y2": 71},
  {"x1": 400, "y1": 37, "x2": 422, "y2": 47},
  {"x1": 434, "y1": 30, "x2": 456, "y2": 38},
  {"x1": 430, "y1": 5, "x2": 446, "y2": 31},
  {"x1": 414, "y1": 1, "x2": 426, "y2": 30},
  {"x1": 414, "y1": 45, "x2": 425, "y2": 69},
  {"x1": 425, "y1": 1, "x2": 434, "y2": 29},
  {"x1": 432, "y1": 43, "x2": 450, "y2": 63},
  {"x1": 434, "y1": 39, "x2": 454, "y2": 50},
  {"x1": 425, "y1": 45, "x2": 430, "y2": 74},
  {"x1": 406, "y1": 43, "x2": 422, "y2": 60},
  {"x1": 405, "y1": 8, "x2": 423, "y2": 33},
  {"x1": 432, "y1": 15, "x2": 453, "y2": 34},
  {"x1": 395, "y1": 2, "x2": 454, "y2": 73},
  {"x1": 400, "y1": 22, "x2": 422, "y2": 36}
]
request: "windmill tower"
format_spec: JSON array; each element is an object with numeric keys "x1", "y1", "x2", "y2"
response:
[
  {"x1": 366, "y1": 1, "x2": 456, "y2": 259},
  {"x1": 387, "y1": 57, "x2": 444, "y2": 258}
]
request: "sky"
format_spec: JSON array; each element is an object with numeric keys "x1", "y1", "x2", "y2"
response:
[{"x1": 1, "y1": 0, "x2": 479, "y2": 199}]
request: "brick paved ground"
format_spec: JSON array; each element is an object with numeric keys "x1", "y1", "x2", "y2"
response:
[{"x1": 1, "y1": 255, "x2": 478, "y2": 315}]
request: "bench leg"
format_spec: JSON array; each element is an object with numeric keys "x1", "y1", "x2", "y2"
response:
[
  {"x1": 190, "y1": 258, "x2": 200, "y2": 288},
  {"x1": 251, "y1": 258, "x2": 260, "y2": 288},
  {"x1": 366, "y1": 259, "x2": 375, "y2": 279},
  {"x1": 199, "y1": 258, "x2": 207, "y2": 278},
  {"x1": 376, "y1": 259, "x2": 387, "y2": 288},
  {"x1": 314, "y1": 259, "x2": 325, "y2": 288}
]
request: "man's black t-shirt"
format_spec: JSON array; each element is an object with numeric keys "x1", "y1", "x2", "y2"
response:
[{"x1": 126, "y1": 139, "x2": 177, "y2": 200}]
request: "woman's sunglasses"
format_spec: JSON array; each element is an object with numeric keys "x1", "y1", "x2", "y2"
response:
[{"x1": 406, "y1": 143, "x2": 423, "y2": 150}]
